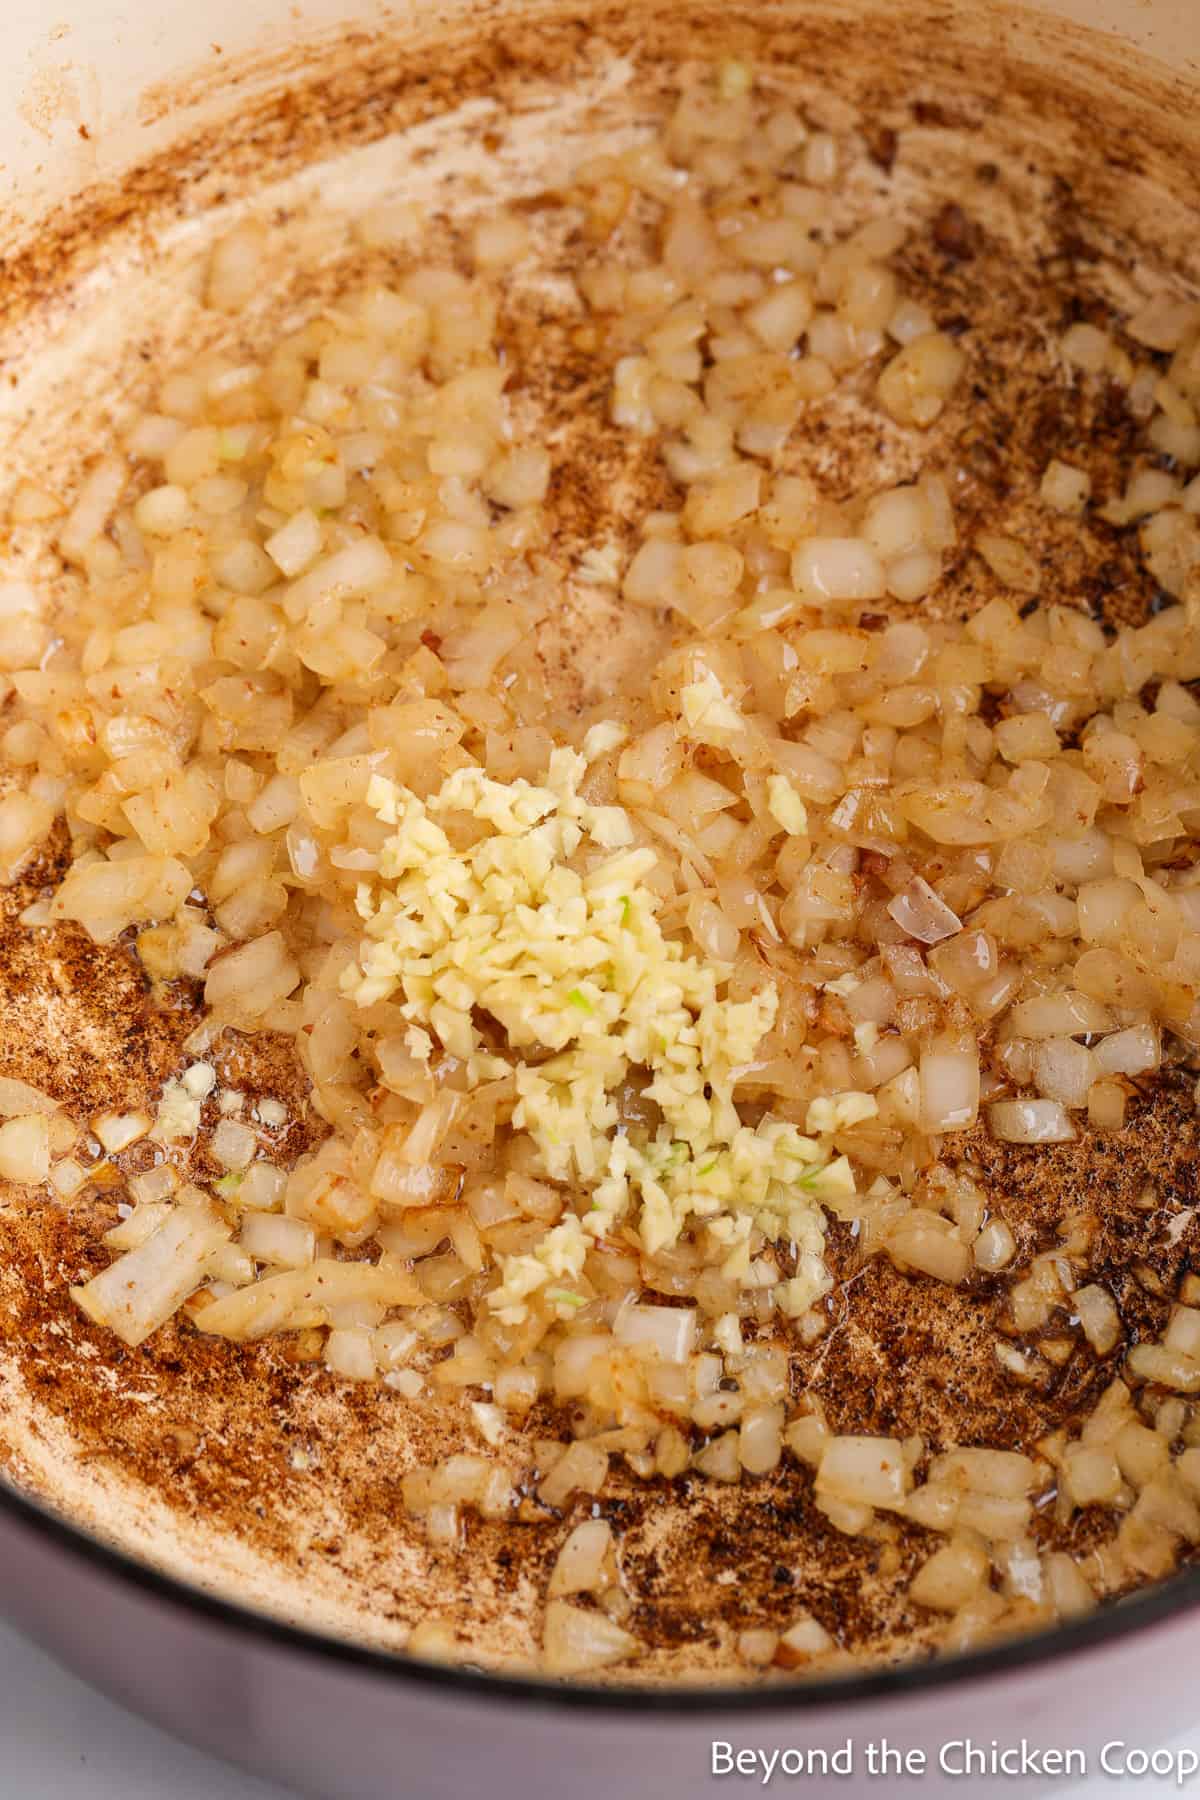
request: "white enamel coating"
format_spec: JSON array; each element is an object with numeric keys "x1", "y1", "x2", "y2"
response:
[{"x1": 1, "y1": 0, "x2": 1198, "y2": 244}]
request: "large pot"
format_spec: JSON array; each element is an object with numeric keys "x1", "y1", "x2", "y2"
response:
[{"x1": 1, "y1": 1, "x2": 1199, "y2": 1794}]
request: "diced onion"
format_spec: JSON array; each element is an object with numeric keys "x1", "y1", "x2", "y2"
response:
[
  {"x1": 816, "y1": 1436, "x2": 908, "y2": 1510},
  {"x1": 0, "y1": 1114, "x2": 51, "y2": 1183},
  {"x1": 887, "y1": 877, "x2": 962, "y2": 944},
  {"x1": 919, "y1": 1047, "x2": 980, "y2": 1133},
  {"x1": 543, "y1": 1600, "x2": 640, "y2": 1676},
  {"x1": 988, "y1": 1099, "x2": 1077, "y2": 1144},
  {"x1": 548, "y1": 1519, "x2": 613, "y2": 1597},
  {"x1": 613, "y1": 1300, "x2": 697, "y2": 1362},
  {"x1": 72, "y1": 1206, "x2": 231, "y2": 1346}
]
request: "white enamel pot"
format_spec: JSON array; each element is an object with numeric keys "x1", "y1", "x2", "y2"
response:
[{"x1": 1, "y1": 0, "x2": 1199, "y2": 1795}]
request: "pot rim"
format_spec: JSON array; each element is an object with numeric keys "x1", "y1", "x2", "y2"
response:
[{"x1": 3, "y1": 1472, "x2": 1199, "y2": 1714}]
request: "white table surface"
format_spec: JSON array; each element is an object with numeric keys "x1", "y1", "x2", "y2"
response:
[
  {"x1": 0, "y1": 1618, "x2": 291, "y2": 1799},
  {"x1": 2, "y1": 1611, "x2": 1198, "y2": 1799}
]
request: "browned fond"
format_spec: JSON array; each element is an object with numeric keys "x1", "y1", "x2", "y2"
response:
[{"x1": 0, "y1": 1, "x2": 1198, "y2": 1682}]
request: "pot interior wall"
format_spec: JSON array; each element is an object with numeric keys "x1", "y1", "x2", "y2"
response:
[{"x1": 1, "y1": 0, "x2": 1198, "y2": 238}]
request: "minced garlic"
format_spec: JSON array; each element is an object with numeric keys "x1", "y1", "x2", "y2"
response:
[
  {"x1": 576, "y1": 543, "x2": 623, "y2": 587},
  {"x1": 766, "y1": 774, "x2": 808, "y2": 837},
  {"x1": 805, "y1": 1093, "x2": 878, "y2": 1136},
  {"x1": 679, "y1": 667, "x2": 744, "y2": 748},
  {"x1": 150, "y1": 1063, "x2": 213, "y2": 1143},
  {"x1": 344, "y1": 731, "x2": 868, "y2": 1324}
]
